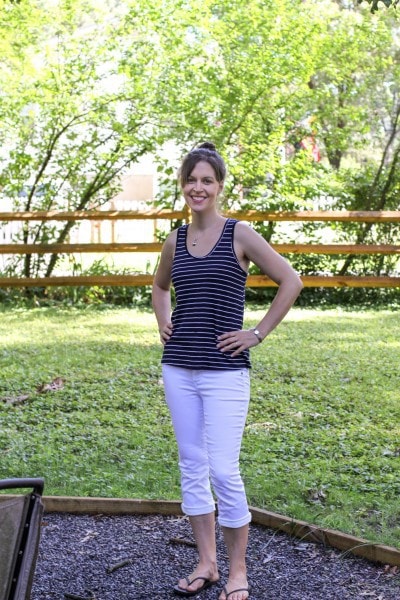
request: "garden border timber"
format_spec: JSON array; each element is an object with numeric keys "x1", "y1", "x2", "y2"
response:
[{"x1": 2, "y1": 495, "x2": 399, "y2": 568}]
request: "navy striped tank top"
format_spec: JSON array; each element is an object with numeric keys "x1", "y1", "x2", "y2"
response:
[{"x1": 161, "y1": 218, "x2": 251, "y2": 370}]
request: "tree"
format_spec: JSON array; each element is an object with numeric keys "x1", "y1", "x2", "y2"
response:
[
  {"x1": 1, "y1": 0, "x2": 321, "y2": 278},
  {"x1": 0, "y1": 0, "x2": 211, "y2": 278},
  {"x1": 144, "y1": 0, "x2": 324, "y2": 214},
  {"x1": 1, "y1": 0, "x2": 399, "y2": 284},
  {"x1": 302, "y1": 1, "x2": 400, "y2": 275}
]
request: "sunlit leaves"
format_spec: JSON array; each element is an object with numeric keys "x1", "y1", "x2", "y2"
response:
[{"x1": 1, "y1": 0, "x2": 400, "y2": 282}]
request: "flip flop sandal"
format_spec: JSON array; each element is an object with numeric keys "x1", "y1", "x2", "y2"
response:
[
  {"x1": 173, "y1": 576, "x2": 217, "y2": 597},
  {"x1": 221, "y1": 585, "x2": 250, "y2": 599}
]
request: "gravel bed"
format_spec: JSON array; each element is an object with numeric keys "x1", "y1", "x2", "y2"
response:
[{"x1": 31, "y1": 512, "x2": 400, "y2": 600}]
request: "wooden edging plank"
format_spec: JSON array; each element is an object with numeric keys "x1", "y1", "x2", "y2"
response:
[
  {"x1": 21, "y1": 496, "x2": 398, "y2": 568},
  {"x1": 249, "y1": 507, "x2": 400, "y2": 568},
  {"x1": 42, "y1": 496, "x2": 183, "y2": 516}
]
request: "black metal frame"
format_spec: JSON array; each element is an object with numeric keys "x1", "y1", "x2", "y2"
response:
[{"x1": 0, "y1": 478, "x2": 45, "y2": 600}]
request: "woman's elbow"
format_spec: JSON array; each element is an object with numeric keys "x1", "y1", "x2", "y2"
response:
[
  {"x1": 293, "y1": 273, "x2": 304, "y2": 295},
  {"x1": 283, "y1": 272, "x2": 303, "y2": 299},
  {"x1": 296, "y1": 273, "x2": 304, "y2": 291}
]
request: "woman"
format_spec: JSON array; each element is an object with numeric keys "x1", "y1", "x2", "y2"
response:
[{"x1": 152, "y1": 142, "x2": 303, "y2": 600}]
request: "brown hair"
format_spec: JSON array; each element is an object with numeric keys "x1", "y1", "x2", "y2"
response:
[{"x1": 179, "y1": 142, "x2": 226, "y2": 186}]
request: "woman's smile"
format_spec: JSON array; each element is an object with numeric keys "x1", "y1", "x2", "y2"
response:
[{"x1": 190, "y1": 194, "x2": 207, "y2": 203}]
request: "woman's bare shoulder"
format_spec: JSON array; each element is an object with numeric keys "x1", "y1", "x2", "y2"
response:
[
  {"x1": 234, "y1": 220, "x2": 263, "y2": 243},
  {"x1": 160, "y1": 227, "x2": 179, "y2": 261},
  {"x1": 164, "y1": 228, "x2": 179, "y2": 246}
]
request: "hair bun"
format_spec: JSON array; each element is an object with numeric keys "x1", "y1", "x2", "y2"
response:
[
  {"x1": 197, "y1": 142, "x2": 217, "y2": 152},
  {"x1": 181, "y1": 142, "x2": 226, "y2": 183}
]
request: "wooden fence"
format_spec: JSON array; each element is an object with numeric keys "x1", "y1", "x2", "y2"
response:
[{"x1": 1, "y1": 209, "x2": 400, "y2": 288}]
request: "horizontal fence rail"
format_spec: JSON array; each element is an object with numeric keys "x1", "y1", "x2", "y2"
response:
[
  {"x1": 0, "y1": 210, "x2": 399, "y2": 289},
  {"x1": 1, "y1": 209, "x2": 400, "y2": 222},
  {"x1": 0, "y1": 274, "x2": 399, "y2": 289},
  {"x1": 1, "y1": 243, "x2": 400, "y2": 255}
]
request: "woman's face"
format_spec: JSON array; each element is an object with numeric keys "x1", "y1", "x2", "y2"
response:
[{"x1": 182, "y1": 160, "x2": 223, "y2": 214}]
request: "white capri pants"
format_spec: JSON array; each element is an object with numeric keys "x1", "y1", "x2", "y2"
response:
[{"x1": 162, "y1": 364, "x2": 252, "y2": 529}]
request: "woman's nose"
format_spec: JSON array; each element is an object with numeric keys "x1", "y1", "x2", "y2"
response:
[{"x1": 192, "y1": 180, "x2": 202, "y2": 191}]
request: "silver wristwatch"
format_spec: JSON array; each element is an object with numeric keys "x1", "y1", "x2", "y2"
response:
[{"x1": 251, "y1": 328, "x2": 263, "y2": 343}]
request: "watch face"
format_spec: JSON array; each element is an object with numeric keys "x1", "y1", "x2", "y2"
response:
[{"x1": 252, "y1": 328, "x2": 262, "y2": 342}]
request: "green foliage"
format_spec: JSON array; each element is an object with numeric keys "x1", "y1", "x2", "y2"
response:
[
  {"x1": 0, "y1": 258, "x2": 153, "y2": 308},
  {"x1": 1, "y1": 306, "x2": 399, "y2": 548},
  {"x1": 0, "y1": 0, "x2": 209, "y2": 277},
  {"x1": 1, "y1": 0, "x2": 400, "y2": 287}
]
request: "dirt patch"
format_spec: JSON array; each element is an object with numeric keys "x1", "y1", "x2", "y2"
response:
[{"x1": 31, "y1": 512, "x2": 400, "y2": 599}]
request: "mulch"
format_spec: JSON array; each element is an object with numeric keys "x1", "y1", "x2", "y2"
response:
[{"x1": 31, "y1": 512, "x2": 400, "y2": 600}]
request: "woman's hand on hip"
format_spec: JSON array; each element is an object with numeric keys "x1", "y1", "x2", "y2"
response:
[
  {"x1": 159, "y1": 322, "x2": 173, "y2": 345},
  {"x1": 217, "y1": 329, "x2": 261, "y2": 357}
]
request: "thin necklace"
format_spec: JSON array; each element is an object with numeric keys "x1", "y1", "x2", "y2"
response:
[
  {"x1": 190, "y1": 219, "x2": 225, "y2": 247},
  {"x1": 189, "y1": 225, "x2": 201, "y2": 246}
]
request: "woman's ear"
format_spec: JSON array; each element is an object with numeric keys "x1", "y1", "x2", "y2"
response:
[{"x1": 218, "y1": 182, "x2": 224, "y2": 194}]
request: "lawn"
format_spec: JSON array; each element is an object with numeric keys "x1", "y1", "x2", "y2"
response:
[{"x1": 0, "y1": 305, "x2": 399, "y2": 548}]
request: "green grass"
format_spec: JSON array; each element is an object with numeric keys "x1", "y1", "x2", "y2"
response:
[{"x1": 0, "y1": 305, "x2": 399, "y2": 548}]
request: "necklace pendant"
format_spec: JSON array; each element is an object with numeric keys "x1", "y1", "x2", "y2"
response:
[{"x1": 192, "y1": 241, "x2": 197, "y2": 246}]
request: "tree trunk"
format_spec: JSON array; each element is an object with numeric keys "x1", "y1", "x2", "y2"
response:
[{"x1": 338, "y1": 137, "x2": 400, "y2": 275}]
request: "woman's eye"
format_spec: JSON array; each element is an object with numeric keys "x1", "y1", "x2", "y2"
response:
[{"x1": 186, "y1": 178, "x2": 214, "y2": 184}]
